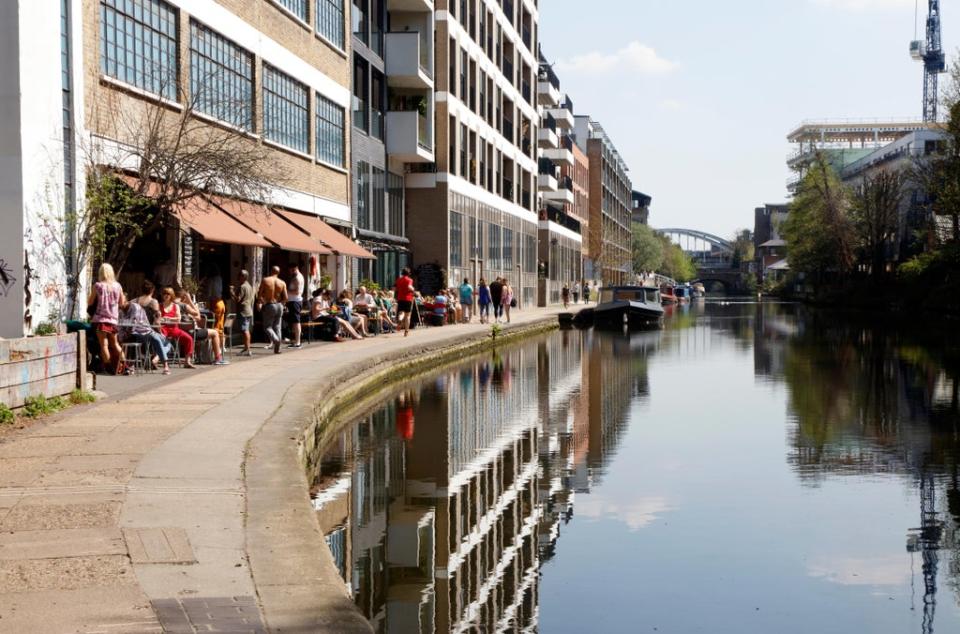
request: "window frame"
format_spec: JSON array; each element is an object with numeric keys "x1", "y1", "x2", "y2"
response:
[
  {"x1": 262, "y1": 64, "x2": 311, "y2": 155},
  {"x1": 99, "y1": 0, "x2": 179, "y2": 101},
  {"x1": 189, "y1": 20, "x2": 255, "y2": 131},
  {"x1": 315, "y1": 92, "x2": 346, "y2": 167},
  {"x1": 315, "y1": 0, "x2": 346, "y2": 51}
]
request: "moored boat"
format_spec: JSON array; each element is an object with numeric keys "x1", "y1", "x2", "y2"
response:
[
  {"x1": 593, "y1": 286, "x2": 665, "y2": 329},
  {"x1": 674, "y1": 285, "x2": 692, "y2": 304},
  {"x1": 660, "y1": 284, "x2": 678, "y2": 305}
]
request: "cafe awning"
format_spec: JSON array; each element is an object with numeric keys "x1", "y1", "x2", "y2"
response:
[
  {"x1": 173, "y1": 196, "x2": 272, "y2": 247},
  {"x1": 275, "y1": 209, "x2": 376, "y2": 259},
  {"x1": 212, "y1": 197, "x2": 329, "y2": 254}
]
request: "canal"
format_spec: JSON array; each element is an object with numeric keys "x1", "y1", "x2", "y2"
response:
[{"x1": 308, "y1": 301, "x2": 960, "y2": 633}]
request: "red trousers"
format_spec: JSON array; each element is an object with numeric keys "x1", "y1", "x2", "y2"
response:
[{"x1": 162, "y1": 326, "x2": 194, "y2": 357}]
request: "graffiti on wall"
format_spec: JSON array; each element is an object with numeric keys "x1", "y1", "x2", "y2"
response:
[{"x1": 0, "y1": 258, "x2": 16, "y2": 299}]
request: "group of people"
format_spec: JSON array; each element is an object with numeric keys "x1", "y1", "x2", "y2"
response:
[
  {"x1": 561, "y1": 281, "x2": 593, "y2": 309},
  {"x1": 88, "y1": 263, "x2": 231, "y2": 376}
]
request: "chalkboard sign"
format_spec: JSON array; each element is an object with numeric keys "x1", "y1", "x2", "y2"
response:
[{"x1": 415, "y1": 263, "x2": 445, "y2": 297}]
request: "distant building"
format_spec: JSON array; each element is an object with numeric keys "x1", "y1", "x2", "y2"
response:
[
  {"x1": 632, "y1": 191, "x2": 652, "y2": 225},
  {"x1": 754, "y1": 204, "x2": 789, "y2": 283}
]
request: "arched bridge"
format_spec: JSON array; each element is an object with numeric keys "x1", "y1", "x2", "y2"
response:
[{"x1": 654, "y1": 228, "x2": 734, "y2": 268}]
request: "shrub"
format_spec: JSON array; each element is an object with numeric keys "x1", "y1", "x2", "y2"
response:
[
  {"x1": 21, "y1": 394, "x2": 67, "y2": 419},
  {"x1": 69, "y1": 389, "x2": 96, "y2": 405},
  {"x1": 359, "y1": 278, "x2": 381, "y2": 292},
  {"x1": 0, "y1": 403, "x2": 13, "y2": 425},
  {"x1": 33, "y1": 322, "x2": 58, "y2": 336}
]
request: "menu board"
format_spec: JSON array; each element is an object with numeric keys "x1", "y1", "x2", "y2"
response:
[{"x1": 415, "y1": 263, "x2": 445, "y2": 297}]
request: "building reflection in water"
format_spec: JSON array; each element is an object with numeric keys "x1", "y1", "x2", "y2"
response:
[{"x1": 308, "y1": 329, "x2": 654, "y2": 632}]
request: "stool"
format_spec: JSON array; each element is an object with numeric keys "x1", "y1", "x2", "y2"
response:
[{"x1": 121, "y1": 342, "x2": 145, "y2": 375}]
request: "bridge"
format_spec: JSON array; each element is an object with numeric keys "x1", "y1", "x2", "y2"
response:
[{"x1": 653, "y1": 228, "x2": 748, "y2": 293}]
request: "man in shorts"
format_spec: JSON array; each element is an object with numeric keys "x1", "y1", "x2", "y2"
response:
[
  {"x1": 286, "y1": 262, "x2": 305, "y2": 348},
  {"x1": 232, "y1": 270, "x2": 254, "y2": 356},
  {"x1": 394, "y1": 267, "x2": 415, "y2": 337}
]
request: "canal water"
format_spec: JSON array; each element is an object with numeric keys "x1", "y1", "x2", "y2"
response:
[{"x1": 308, "y1": 301, "x2": 960, "y2": 633}]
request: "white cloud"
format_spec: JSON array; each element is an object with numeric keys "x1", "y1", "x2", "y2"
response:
[
  {"x1": 576, "y1": 496, "x2": 671, "y2": 531},
  {"x1": 659, "y1": 99, "x2": 686, "y2": 112},
  {"x1": 807, "y1": 555, "x2": 911, "y2": 587},
  {"x1": 555, "y1": 41, "x2": 679, "y2": 75},
  {"x1": 810, "y1": 0, "x2": 914, "y2": 10}
]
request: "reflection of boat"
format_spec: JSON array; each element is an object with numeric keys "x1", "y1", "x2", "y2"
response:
[
  {"x1": 692, "y1": 282, "x2": 705, "y2": 298},
  {"x1": 674, "y1": 285, "x2": 692, "y2": 304},
  {"x1": 660, "y1": 285, "x2": 678, "y2": 305},
  {"x1": 593, "y1": 286, "x2": 664, "y2": 329}
]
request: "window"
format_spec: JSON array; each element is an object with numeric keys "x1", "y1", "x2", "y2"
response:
[
  {"x1": 353, "y1": 56, "x2": 369, "y2": 132},
  {"x1": 469, "y1": 216, "x2": 478, "y2": 259},
  {"x1": 450, "y1": 212, "x2": 463, "y2": 268},
  {"x1": 388, "y1": 172, "x2": 404, "y2": 236},
  {"x1": 316, "y1": 0, "x2": 345, "y2": 49},
  {"x1": 263, "y1": 65, "x2": 309, "y2": 153},
  {"x1": 316, "y1": 93, "x2": 345, "y2": 166},
  {"x1": 371, "y1": 70, "x2": 385, "y2": 141},
  {"x1": 488, "y1": 222, "x2": 501, "y2": 271},
  {"x1": 372, "y1": 166, "x2": 386, "y2": 233},
  {"x1": 371, "y1": 0, "x2": 385, "y2": 57},
  {"x1": 355, "y1": 161, "x2": 370, "y2": 229},
  {"x1": 353, "y1": 0, "x2": 368, "y2": 45},
  {"x1": 275, "y1": 0, "x2": 308, "y2": 20},
  {"x1": 503, "y1": 228, "x2": 514, "y2": 269},
  {"x1": 190, "y1": 22, "x2": 253, "y2": 130},
  {"x1": 99, "y1": 0, "x2": 178, "y2": 99},
  {"x1": 524, "y1": 234, "x2": 536, "y2": 272}
]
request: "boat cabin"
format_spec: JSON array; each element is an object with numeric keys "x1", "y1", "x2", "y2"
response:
[{"x1": 599, "y1": 286, "x2": 661, "y2": 305}]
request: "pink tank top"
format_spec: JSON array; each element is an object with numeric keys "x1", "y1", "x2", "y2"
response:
[{"x1": 92, "y1": 282, "x2": 121, "y2": 325}]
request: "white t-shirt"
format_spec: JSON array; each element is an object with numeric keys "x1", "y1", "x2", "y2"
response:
[
  {"x1": 288, "y1": 271, "x2": 305, "y2": 302},
  {"x1": 357, "y1": 292, "x2": 375, "y2": 306}
]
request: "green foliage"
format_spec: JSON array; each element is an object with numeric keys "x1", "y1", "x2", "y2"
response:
[
  {"x1": 490, "y1": 323, "x2": 502, "y2": 340},
  {"x1": 319, "y1": 274, "x2": 333, "y2": 290},
  {"x1": 21, "y1": 394, "x2": 67, "y2": 419},
  {"x1": 783, "y1": 154, "x2": 855, "y2": 277},
  {"x1": 631, "y1": 223, "x2": 663, "y2": 274},
  {"x1": 69, "y1": 389, "x2": 96, "y2": 405},
  {"x1": 359, "y1": 279, "x2": 381, "y2": 292},
  {"x1": 0, "y1": 403, "x2": 13, "y2": 425},
  {"x1": 33, "y1": 322, "x2": 58, "y2": 336},
  {"x1": 731, "y1": 229, "x2": 754, "y2": 269},
  {"x1": 658, "y1": 236, "x2": 698, "y2": 282},
  {"x1": 849, "y1": 169, "x2": 903, "y2": 277},
  {"x1": 898, "y1": 243, "x2": 960, "y2": 281}
]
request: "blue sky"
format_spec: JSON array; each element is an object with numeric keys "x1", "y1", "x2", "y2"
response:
[{"x1": 539, "y1": 0, "x2": 950, "y2": 238}]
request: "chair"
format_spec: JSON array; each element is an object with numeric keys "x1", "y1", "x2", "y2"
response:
[
  {"x1": 223, "y1": 313, "x2": 236, "y2": 355},
  {"x1": 121, "y1": 341, "x2": 146, "y2": 375}
]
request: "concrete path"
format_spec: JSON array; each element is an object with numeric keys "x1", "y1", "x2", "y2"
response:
[{"x1": 0, "y1": 308, "x2": 564, "y2": 633}]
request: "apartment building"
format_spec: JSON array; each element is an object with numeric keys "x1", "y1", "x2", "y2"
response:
[
  {"x1": 1, "y1": 0, "x2": 360, "y2": 338},
  {"x1": 405, "y1": 0, "x2": 541, "y2": 305},
  {"x1": 574, "y1": 116, "x2": 632, "y2": 285},
  {"x1": 350, "y1": 0, "x2": 435, "y2": 287},
  {"x1": 536, "y1": 49, "x2": 585, "y2": 305}
]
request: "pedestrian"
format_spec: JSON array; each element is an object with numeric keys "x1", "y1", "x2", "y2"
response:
[
  {"x1": 286, "y1": 262, "x2": 304, "y2": 348},
  {"x1": 477, "y1": 278, "x2": 491, "y2": 324},
  {"x1": 394, "y1": 267, "x2": 416, "y2": 337},
  {"x1": 572, "y1": 283, "x2": 580, "y2": 304},
  {"x1": 582, "y1": 280, "x2": 590, "y2": 304},
  {"x1": 231, "y1": 270, "x2": 254, "y2": 356},
  {"x1": 459, "y1": 278, "x2": 474, "y2": 323},
  {"x1": 88, "y1": 263, "x2": 125, "y2": 374},
  {"x1": 501, "y1": 278, "x2": 514, "y2": 323},
  {"x1": 561, "y1": 283, "x2": 570, "y2": 308},
  {"x1": 257, "y1": 266, "x2": 287, "y2": 354},
  {"x1": 490, "y1": 277, "x2": 504, "y2": 323}
]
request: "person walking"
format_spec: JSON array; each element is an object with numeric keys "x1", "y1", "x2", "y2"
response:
[
  {"x1": 88, "y1": 263, "x2": 124, "y2": 374},
  {"x1": 572, "y1": 282, "x2": 580, "y2": 304},
  {"x1": 459, "y1": 278, "x2": 474, "y2": 323},
  {"x1": 231, "y1": 270, "x2": 254, "y2": 356},
  {"x1": 582, "y1": 280, "x2": 590, "y2": 304},
  {"x1": 561, "y1": 283, "x2": 570, "y2": 309},
  {"x1": 489, "y1": 277, "x2": 504, "y2": 323},
  {"x1": 286, "y1": 262, "x2": 304, "y2": 348},
  {"x1": 394, "y1": 267, "x2": 416, "y2": 337},
  {"x1": 477, "y1": 278, "x2": 491, "y2": 324},
  {"x1": 258, "y1": 266, "x2": 287, "y2": 354},
  {"x1": 501, "y1": 278, "x2": 514, "y2": 323}
]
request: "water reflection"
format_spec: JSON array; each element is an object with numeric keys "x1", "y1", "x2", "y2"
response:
[{"x1": 308, "y1": 302, "x2": 960, "y2": 633}]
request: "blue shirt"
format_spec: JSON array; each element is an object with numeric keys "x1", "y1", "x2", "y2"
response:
[
  {"x1": 459, "y1": 283, "x2": 474, "y2": 304},
  {"x1": 478, "y1": 285, "x2": 491, "y2": 305},
  {"x1": 433, "y1": 295, "x2": 447, "y2": 316}
]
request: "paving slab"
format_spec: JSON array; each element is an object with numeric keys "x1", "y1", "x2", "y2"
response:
[
  {"x1": 0, "y1": 528, "x2": 126, "y2": 561},
  {"x1": 123, "y1": 527, "x2": 196, "y2": 564}
]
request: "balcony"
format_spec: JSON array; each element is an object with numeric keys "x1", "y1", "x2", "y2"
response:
[
  {"x1": 542, "y1": 175, "x2": 574, "y2": 204},
  {"x1": 544, "y1": 205, "x2": 582, "y2": 235},
  {"x1": 538, "y1": 157, "x2": 558, "y2": 192},
  {"x1": 546, "y1": 96, "x2": 574, "y2": 129},
  {"x1": 386, "y1": 0, "x2": 433, "y2": 11},
  {"x1": 385, "y1": 32, "x2": 433, "y2": 90},
  {"x1": 537, "y1": 65, "x2": 561, "y2": 106},
  {"x1": 386, "y1": 110, "x2": 434, "y2": 163},
  {"x1": 541, "y1": 135, "x2": 574, "y2": 166},
  {"x1": 538, "y1": 113, "x2": 558, "y2": 148}
]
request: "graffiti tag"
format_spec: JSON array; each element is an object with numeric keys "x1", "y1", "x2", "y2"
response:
[{"x1": 0, "y1": 259, "x2": 16, "y2": 298}]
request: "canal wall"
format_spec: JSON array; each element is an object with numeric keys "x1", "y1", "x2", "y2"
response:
[{"x1": 243, "y1": 315, "x2": 561, "y2": 632}]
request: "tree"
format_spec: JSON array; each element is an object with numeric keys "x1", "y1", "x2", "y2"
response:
[
  {"x1": 783, "y1": 152, "x2": 854, "y2": 278},
  {"x1": 658, "y1": 236, "x2": 697, "y2": 282},
  {"x1": 731, "y1": 229, "x2": 754, "y2": 269},
  {"x1": 632, "y1": 223, "x2": 663, "y2": 274},
  {"x1": 849, "y1": 169, "x2": 904, "y2": 278}
]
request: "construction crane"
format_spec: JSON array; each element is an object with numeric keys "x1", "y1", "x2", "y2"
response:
[
  {"x1": 906, "y1": 470, "x2": 945, "y2": 634},
  {"x1": 911, "y1": 0, "x2": 946, "y2": 122}
]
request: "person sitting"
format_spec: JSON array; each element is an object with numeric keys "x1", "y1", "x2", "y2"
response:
[
  {"x1": 354, "y1": 286, "x2": 381, "y2": 332},
  {"x1": 119, "y1": 293, "x2": 171, "y2": 375},
  {"x1": 447, "y1": 289, "x2": 462, "y2": 324},
  {"x1": 178, "y1": 290, "x2": 229, "y2": 365},
  {"x1": 429, "y1": 292, "x2": 447, "y2": 327},
  {"x1": 374, "y1": 290, "x2": 398, "y2": 332},
  {"x1": 160, "y1": 287, "x2": 197, "y2": 369},
  {"x1": 338, "y1": 290, "x2": 370, "y2": 337},
  {"x1": 311, "y1": 289, "x2": 364, "y2": 340},
  {"x1": 136, "y1": 280, "x2": 161, "y2": 325}
]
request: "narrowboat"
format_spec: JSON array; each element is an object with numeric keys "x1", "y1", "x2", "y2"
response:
[{"x1": 593, "y1": 286, "x2": 665, "y2": 329}]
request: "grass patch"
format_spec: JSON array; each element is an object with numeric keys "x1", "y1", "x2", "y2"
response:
[
  {"x1": 68, "y1": 389, "x2": 97, "y2": 405},
  {"x1": 21, "y1": 394, "x2": 67, "y2": 419},
  {"x1": 0, "y1": 403, "x2": 13, "y2": 425}
]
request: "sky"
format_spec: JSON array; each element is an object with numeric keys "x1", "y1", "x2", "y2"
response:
[{"x1": 538, "y1": 0, "x2": 952, "y2": 238}]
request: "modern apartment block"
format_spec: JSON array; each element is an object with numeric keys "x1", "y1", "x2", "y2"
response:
[
  {"x1": 350, "y1": 0, "x2": 435, "y2": 287},
  {"x1": 1, "y1": 0, "x2": 360, "y2": 338},
  {"x1": 574, "y1": 116, "x2": 632, "y2": 285},
  {"x1": 536, "y1": 49, "x2": 585, "y2": 305},
  {"x1": 405, "y1": 0, "x2": 541, "y2": 305}
]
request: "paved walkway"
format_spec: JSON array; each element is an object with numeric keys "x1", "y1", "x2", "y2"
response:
[{"x1": 0, "y1": 308, "x2": 564, "y2": 633}]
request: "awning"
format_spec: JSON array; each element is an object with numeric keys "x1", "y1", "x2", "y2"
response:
[
  {"x1": 173, "y1": 196, "x2": 272, "y2": 247},
  {"x1": 275, "y1": 210, "x2": 376, "y2": 259},
  {"x1": 759, "y1": 239, "x2": 786, "y2": 248},
  {"x1": 212, "y1": 197, "x2": 329, "y2": 254},
  {"x1": 767, "y1": 259, "x2": 791, "y2": 271}
]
